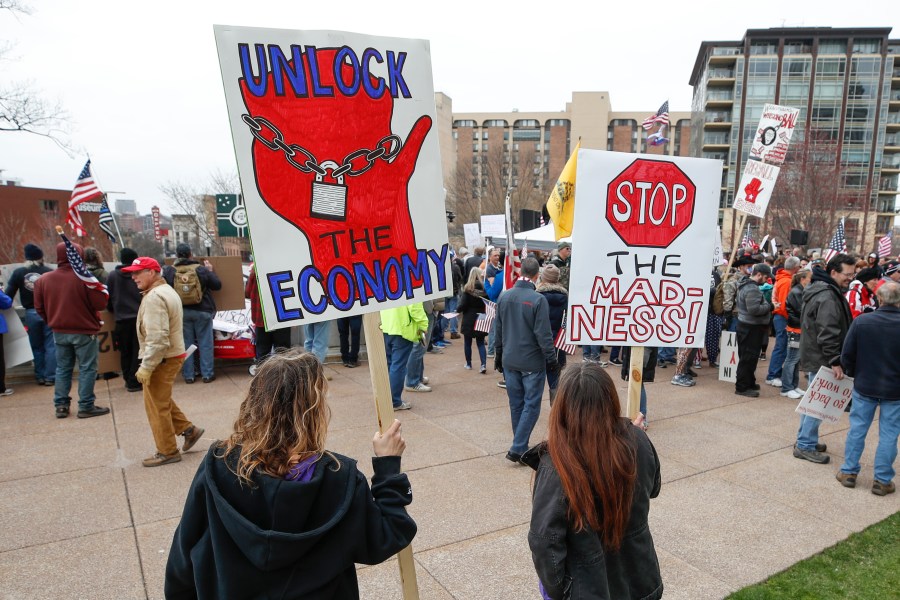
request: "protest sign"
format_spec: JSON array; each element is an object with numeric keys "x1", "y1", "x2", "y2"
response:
[
  {"x1": 712, "y1": 226, "x2": 725, "y2": 267},
  {"x1": 732, "y1": 160, "x2": 781, "y2": 218},
  {"x1": 480, "y1": 214, "x2": 506, "y2": 238},
  {"x1": 718, "y1": 331, "x2": 737, "y2": 382},
  {"x1": 463, "y1": 223, "x2": 483, "y2": 250},
  {"x1": 215, "y1": 26, "x2": 449, "y2": 330},
  {"x1": 2, "y1": 309, "x2": 33, "y2": 367},
  {"x1": 566, "y1": 151, "x2": 720, "y2": 348},
  {"x1": 747, "y1": 104, "x2": 800, "y2": 166},
  {"x1": 795, "y1": 366, "x2": 853, "y2": 425}
]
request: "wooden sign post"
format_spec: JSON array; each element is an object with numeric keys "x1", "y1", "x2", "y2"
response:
[{"x1": 625, "y1": 346, "x2": 644, "y2": 420}]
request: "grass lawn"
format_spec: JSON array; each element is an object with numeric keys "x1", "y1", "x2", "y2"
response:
[{"x1": 727, "y1": 511, "x2": 899, "y2": 599}]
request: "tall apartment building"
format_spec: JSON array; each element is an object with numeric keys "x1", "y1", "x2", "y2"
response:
[
  {"x1": 434, "y1": 92, "x2": 691, "y2": 229},
  {"x1": 690, "y1": 27, "x2": 900, "y2": 252}
]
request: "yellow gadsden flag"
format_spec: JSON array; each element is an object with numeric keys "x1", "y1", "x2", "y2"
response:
[{"x1": 545, "y1": 141, "x2": 580, "y2": 240}]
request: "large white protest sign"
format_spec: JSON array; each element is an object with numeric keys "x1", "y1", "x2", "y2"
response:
[
  {"x1": 795, "y1": 366, "x2": 853, "y2": 425},
  {"x1": 463, "y1": 223, "x2": 483, "y2": 250},
  {"x1": 747, "y1": 104, "x2": 800, "y2": 165},
  {"x1": 215, "y1": 27, "x2": 449, "y2": 329},
  {"x1": 2, "y1": 309, "x2": 33, "y2": 367},
  {"x1": 732, "y1": 160, "x2": 781, "y2": 218},
  {"x1": 566, "y1": 151, "x2": 720, "y2": 347},
  {"x1": 718, "y1": 331, "x2": 737, "y2": 382},
  {"x1": 713, "y1": 225, "x2": 725, "y2": 267},
  {"x1": 480, "y1": 214, "x2": 506, "y2": 238}
]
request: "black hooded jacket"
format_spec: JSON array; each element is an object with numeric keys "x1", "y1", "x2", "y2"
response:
[
  {"x1": 799, "y1": 267, "x2": 853, "y2": 373},
  {"x1": 165, "y1": 445, "x2": 416, "y2": 599}
]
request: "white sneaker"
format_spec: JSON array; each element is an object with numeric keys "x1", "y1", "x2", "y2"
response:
[
  {"x1": 1, "y1": 388, "x2": 13, "y2": 396},
  {"x1": 766, "y1": 378, "x2": 783, "y2": 387},
  {"x1": 795, "y1": 388, "x2": 806, "y2": 395},
  {"x1": 422, "y1": 376, "x2": 429, "y2": 384},
  {"x1": 394, "y1": 401, "x2": 412, "y2": 411},
  {"x1": 404, "y1": 382, "x2": 432, "y2": 393},
  {"x1": 781, "y1": 389, "x2": 804, "y2": 399}
]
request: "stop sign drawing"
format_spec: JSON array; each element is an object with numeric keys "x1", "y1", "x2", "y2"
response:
[{"x1": 606, "y1": 159, "x2": 696, "y2": 248}]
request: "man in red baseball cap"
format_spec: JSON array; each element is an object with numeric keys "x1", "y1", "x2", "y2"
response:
[{"x1": 123, "y1": 257, "x2": 204, "y2": 467}]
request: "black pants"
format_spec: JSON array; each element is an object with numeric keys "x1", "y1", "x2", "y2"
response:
[
  {"x1": 255, "y1": 327, "x2": 292, "y2": 362},
  {"x1": 736, "y1": 322, "x2": 767, "y2": 392},
  {"x1": 0, "y1": 332, "x2": 6, "y2": 390},
  {"x1": 337, "y1": 315, "x2": 362, "y2": 363},
  {"x1": 114, "y1": 318, "x2": 140, "y2": 387}
]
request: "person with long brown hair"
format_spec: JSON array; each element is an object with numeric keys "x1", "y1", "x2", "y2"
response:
[
  {"x1": 525, "y1": 362, "x2": 663, "y2": 600},
  {"x1": 165, "y1": 349, "x2": 417, "y2": 599}
]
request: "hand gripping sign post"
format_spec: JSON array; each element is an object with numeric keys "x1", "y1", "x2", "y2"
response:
[
  {"x1": 565, "y1": 151, "x2": 720, "y2": 418},
  {"x1": 215, "y1": 26, "x2": 453, "y2": 599}
]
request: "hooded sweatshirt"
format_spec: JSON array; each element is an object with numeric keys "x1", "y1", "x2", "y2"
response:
[
  {"x1": 33, "y1": 242, "x2": 108, "y2": 334},
  {"x1": 772, "y1": 269, "x2": 793, "y2": 318},
  {"x1": 165, "y1": 446, "x2": 416, "y2": 599},
  {"x1": 799, "y1": 267, "x2": 852, "y2": 373}
]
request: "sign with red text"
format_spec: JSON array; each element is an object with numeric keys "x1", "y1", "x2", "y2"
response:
[
  {"x1": 795, "y1": 366, "x2": 853, "y2": 425},
  {"x1": 566, "y1": 150, "x2": 720, "y2": 348},
  {"x1": 732, "y1": 160, "x2": 781, "y2": 218},
  {"x1": 747, "y1": 104, "x2": 800, "y2": 166},
  {"x1": 718, "y1": 331, "x2": 737, "y2": 382},
  {"x1": 215, "y1": 26, "x2": 449, "y2": 329}
]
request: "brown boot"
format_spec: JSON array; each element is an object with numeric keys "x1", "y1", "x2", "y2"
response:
[
  {"x1": 142, "y1": 452, "x2": 182, "y2": 467},
  {"x1": 181, "y1": 426, "x2": 206, "y2": 452}
]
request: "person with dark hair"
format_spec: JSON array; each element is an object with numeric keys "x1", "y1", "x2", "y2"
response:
[
  {"x1": 107, "y1": 247, "x2": 144, "y2": 391},
  {"x1": 495, "y1": 256, "x2": 557, "y2": 463},
  {"x1": 162, "y1": 243, "x2": 222, "y2": 383},
  {"x1": 845, "y1": 267, "x2": 880, "y2": 319},
  {"x1": 4, "y1": 243, "x2": 56, "y2": 386},
  {"x1": 734, "y1": 263, "x2": 774, "y2": 397},
  {"x1": 165, "y1": 350, "x2": 416, "y2": 598},
  {"x1": 83, "y1": 247, "x2": 109, "y2": 284},
  {"x1": 524, "y1": 363, "x2": 662, "y2": 600},
  {"x1": 794, "y1": 254, "x2": 856, "y2": 464}
]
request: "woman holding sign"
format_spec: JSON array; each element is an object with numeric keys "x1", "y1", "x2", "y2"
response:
[
  {"x1": 457, "y1": 267, "x2": 490, "y2": 374},
  {"x1": 524, "y1": 363, "x2": 662, "y2": 600}
]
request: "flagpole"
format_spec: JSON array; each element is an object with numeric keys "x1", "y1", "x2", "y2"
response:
[{"x1": 104, "y1": 193, "x2": 125, "y2": 249}]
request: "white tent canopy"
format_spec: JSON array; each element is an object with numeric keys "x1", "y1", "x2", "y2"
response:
[{"x1": 487, "y1": 223, "x2": 572, "y2": 252}]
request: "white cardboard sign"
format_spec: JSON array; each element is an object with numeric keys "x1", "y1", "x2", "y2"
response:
[
  {"x1": 480, "y1": 214, "x2": 506, "y2": 238},
  {"x1": 2, "y1": 309, "x2": 33, "y2": 367},
  {"x1": 215, "y1": 26, "x2": 449, "y2": 329},
  {"x1": 732, "y1": 160, "x2": 781, "y2": 218},
  {"x1": 566, "y1": 150, "x2": 720, "y2": 347},
  {"x1": 795, "y1": 366, "x2": 853, "y2": 425},
  {"x1": 718, "y1": 331, "x2": 737, "y2": 382},
  {"x1": 747, "y1": 104, "x2": 801, "y2": 165},
  {"x1": 463, "y1": 223, "x2": 483, "y2": 250}
]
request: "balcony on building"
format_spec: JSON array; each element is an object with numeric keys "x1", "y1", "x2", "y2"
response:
[
  {"x1": 703, "y1": 132, "x2": 730, "y2": 150},
  {"x1": 708, "y1": 46, "x2": 740, "y2": 66},
  {"x1": 886, "y1": 114, "x2": 900, "y2": 132},
  {"x1": 704, "y1": 110, "x2": 732, "y2": 129},
  {"x1": 706, "y1": 90, "x2": 734, "y2": 108},
  {"x1": 883, "y1": 155, "x2": 900, "y2": 173},
  {"x1": 879, "y1": 175, "x2": 899, "y2": 194}
]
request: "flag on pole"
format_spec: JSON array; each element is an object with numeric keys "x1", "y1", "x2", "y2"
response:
[
  {"x1": 878, "y1": 230, "x2": 893, "y2": 258},
  {"x1": 545, "y1": 141, "x2": 580, "y2": 240},
  {"x1": 554, "y1": 313, "x2": 577, "y2": 355},
  {"x1": 740, "y1": 223, "x2": 753, "y2": 248},
  {"x1": 55, "y1": 226, "x2": 108, "y2": 297},
  {"x1": 68, "y1": 160, "x2": 104, "y2": 237},
  {"x1": 475, "y1": 299, "x2": 497, "y2": 334},
  {"x1": 642, "y1": 101, "x2": 670, "y2": 130},
  {"x1": 503, "y1": 189, "x2": 521, "y2": 290},
  {"x1": 823, "y1": 218, "x2": 847, "y2": 262},
  {"x1": 98, "y1": 196, "x2": 117, "y2": 243}
]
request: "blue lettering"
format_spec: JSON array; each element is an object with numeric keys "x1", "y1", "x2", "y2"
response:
[
  {"x1": 305, "y1": 45, "x2": 334, "y2": 97},
  {"x1": 384, "y1": 258, "x2": 404, "y2": 300},
  {"x1": 387, "y1": 51, "x2": 411, "y2": 98},
  {"x1": 298, "y1": 266, "x2": 328, "y2": 314},
  {"x1": 361, "y1": 48, "x2": 386, "y2": 99},
  {"x1": 401, "y1": 250, "x2": 431, "y2": 298},
  {"x1": 334, "y1": 46, "x2": 360, "y2": 96},
  {"x1": 239, "y1": 44, "x2": 268, "y2": 97},
  {"x1": 326, "y1": 266, "x2": 355, "y2": 310},
  {"x1": 426, "y1": 244, "x2": 449, "y2": 291},
  {"x1": 266, "y1": 271, "x2": 301, "y2": 321},
  {"x1": 269, "y1": 44, "x2": 308, "y2": 97},
  {"x1": 354, "y1": 259, "x2": 386, "y2": 305}
]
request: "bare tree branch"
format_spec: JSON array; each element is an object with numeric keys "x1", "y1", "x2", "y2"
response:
[
  {"x1": 159, "y1": 169, "x2": 240, "y2": 255},
  {"x1": 0, "y1": 211, "x2": 27, "y2": 263}
]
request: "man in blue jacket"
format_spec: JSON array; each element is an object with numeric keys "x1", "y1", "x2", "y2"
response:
[
  {"x1": 494, "y1": 257, "x2": 557, "y2": 463},
  {"x1": 835, "y1": 282, "x2": 900, "y2": 496}
]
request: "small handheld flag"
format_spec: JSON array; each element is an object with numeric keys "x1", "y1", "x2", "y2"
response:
[
  {"x1": 475, "y1": 299, "x2": 497, "y2": 334},
  {"x1": 823, "y1": 219, "x2": 847, "y2": 263},
  {"x1": 55, "y1": 226, "x2": 108, "y2": 297}
]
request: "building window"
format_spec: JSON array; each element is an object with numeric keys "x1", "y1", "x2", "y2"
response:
[
  {"x1": 453, "y1": 120, "x2": 476, "y2": 128},
  {"x1": 749, "y1": 42, "x2": 777, "y2": 55},
  {"x1": 818, "y1": 39, "x2": 847, "y2": 54},
  {"x1": 852, "y1": 39, "x2": 880, "y2": 54},
  {"x1": 41, "y1": 200, "x2": 58, "y2": 212}
]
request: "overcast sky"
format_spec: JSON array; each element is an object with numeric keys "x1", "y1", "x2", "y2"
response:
[{"x1": 2, "y1": 0, "x2": 898, "y2": 215}]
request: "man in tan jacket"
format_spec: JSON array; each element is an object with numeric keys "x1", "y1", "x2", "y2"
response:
[{"x1": 123, "y1": 258, "x2": 204, "y2": 467}]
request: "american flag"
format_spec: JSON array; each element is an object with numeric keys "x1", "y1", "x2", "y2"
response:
[
  {"x1": 642, "y1": 101, "x2": 670, "y2": 130},
  {"x1": 823, "y1": 218, "x2": 847, "y2": 262},
  {"x1": 503, "y1": 189, "x2": 521, "y2": 289},
  {"x1": 98, "y1": 196, "x2": 117, "y2": 243},
  {"x1": 56, "y1": 226, "x2": 108, "y2": 297},
  {"x1": 878, "y1": 230, "x2": 893, "y2": 258},
  {"x1": 740, "y1": 224, "x2": 754, "y2": 248},
  {"x1": 68, "y1": 160, "x2": 104, "y2": 237},
  {"x1": 475, "y1": 299, "x2": 496, "y2": 334},
  {"x1": 554, "y1": 312, "x2": 577, "y2": 355}
]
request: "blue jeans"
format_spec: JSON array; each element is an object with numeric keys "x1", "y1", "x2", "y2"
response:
[
  {"x1": 53, "y1": 333, "x2": 98, "y2": 410},
  {"x1": 583, "y1": 345, "x2": 601, "y2": 360},
  {"x1": 780, "y1": 339, "x2": 801, "y2": 393},
  {"x1": 609, "y1": 346, "x2": 621, "y2": 362},
  {"x1": 657, "y1": 346, "x2": 676, "y2": 364},
  {"x1": 182, "y1": 309, "x2": 214, "y2": 380},
  {"x1": 506, "y1": 369, "x2": 546, "y2": 454},
  {"x1": 766, "y1": 315, "x2": 787, "y2": 380},
  {"x1": 640, "y1": 384, "x2": 648, "y2": 420},
  {"x1": 796, "y1": 371, "x2": 821, "y2": 450},
  {"x1": 545, "y1": 347, "x2": 567, "y2": 390},
  {"x1": 405, "y1": 313, "x2": 432, "y2": 386},
  {"x1": 384, "y1": 334, "x2": 413, "y2": 407},
  {"x1": 24, "y1": 308, "x2": 56, "y2": 382},
  {"x1": 303, "y1": 320, "x2": 332, "y2": 363},
  {"x1": 487, "y1": 319, "x2": 497, "y2": 355},
  {"x1": 464, "y1": 335, "x2": 487, "y2": 368},
  {"x1": 840, "y1": 391, "x2": 900, "y2": 483},
  {"x1": 443, "y1": 296, "x2": 459, "y2": 334}
]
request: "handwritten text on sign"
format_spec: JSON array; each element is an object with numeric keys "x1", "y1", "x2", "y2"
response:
[
  {"x1": 795, "y1": 366, "x2": 853, "y2": 425},
  {"x1": 566, "y1": 151, "x2": 720, "y2": 348}
]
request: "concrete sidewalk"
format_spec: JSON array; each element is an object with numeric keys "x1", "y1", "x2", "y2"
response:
[{"x1": 0, "y1": 348, "x2": 896, "y2": 599}]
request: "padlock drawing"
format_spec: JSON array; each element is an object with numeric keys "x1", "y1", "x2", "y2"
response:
[{"x1": 311, "y1": 161, "x2": 348, "y2": 221}]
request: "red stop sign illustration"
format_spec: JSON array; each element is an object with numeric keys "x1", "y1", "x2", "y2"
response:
[{"x1": 606, "y1": 159, "x2": 696, "y2": 248}]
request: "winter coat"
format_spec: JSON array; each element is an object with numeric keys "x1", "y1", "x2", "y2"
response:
[
  {"x1": 772, "y1": 269, "x2": 793, "y2": 318},
  {"x1": 87, "y1": 264, "x2": 109, "y2": 284},
  {"x1": 799, "y1": 267, "x2": 853, "y2": 373},
  {"x1": 844, "y1": 280, "x2": 877, "y2": 319},
  {"x1": 33, "y1": 242, "x2": 108, "y2": 335},
  {"x1": 785, "y1": 283, "x2": 804, "y2": 333},
  {"x1": 107, "y1": 265, "x2": 143, "y2": 321},
  {"x1": 495, "y1": 280, "x2": 556, "y2": 373},
  {"x1": 485, "y1": 269, "x2": 505, "y2": 302},
  {"x1": 165, "y1": 446, "x2": 416, "y2": 599},
  {"x1": 162, "y1": 258, "x2": 222, "y2": 314},
  {"x1": 721, "y1": 274, "x2": 740, "y2": 315},
  {"x1": 4, "y1": 261, "x2": 52, "y2": 310},
  {"x1": 536, "y1": 282, "x2": 568, "y2": 336},
  {"x1": 841, "y1": 306, "x2": 900, "y2": 400},
  {"x1": 525, "y1": 430, "x2": 663, "y2": 600},
  {"x1": 457, "y1": 283, "x2": 488, "y2": 338},
  {"x1": 136, "y1": 279, "x2": 186, "y2": 371},
  {"x1": 736, "y1": 276, "x2": 773, "y2": 326},
  {"x1": 380, "y1": 303, "x2": 428, "y2": 343},
  {"x1": 0, "y1": 289, "x2": 12, "y2": 334}
]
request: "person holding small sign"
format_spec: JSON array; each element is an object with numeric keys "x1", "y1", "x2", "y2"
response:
[{"x1": 835, "y1": 282, "x2": 900, "y2": 496}]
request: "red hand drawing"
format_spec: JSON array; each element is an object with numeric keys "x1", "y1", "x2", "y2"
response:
[
  {"x1": 240, "y1": 47, "x2": 432, "y2": 298},
  {"x1": 743, "y1": 177, "x2": 763, "y2": 203}
]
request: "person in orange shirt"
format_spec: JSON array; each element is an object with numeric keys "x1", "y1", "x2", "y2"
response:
[{"x1": 765, "y1": 256, "x2": 801, "y2": 387}]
